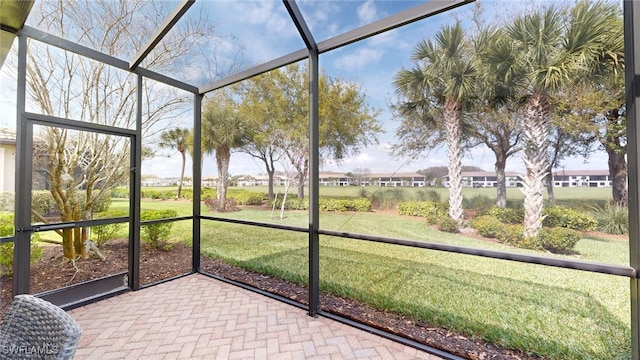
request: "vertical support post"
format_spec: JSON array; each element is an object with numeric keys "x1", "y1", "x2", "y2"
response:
[
  {"x1": 308, "y1": 48, "x2": 320, "y2": 316},
  {"x1": 129, "y1": 73, "x2": 143, "y2": 290},
  {"x1": 624, "y1": 1, "x2": 640, "y2": 358},
  {"x1": 13, "y1": 33, "x2": 30, "y2": 295},
  {"x1": 192, "y1": 93, "x2": 202, "y2": 272}
]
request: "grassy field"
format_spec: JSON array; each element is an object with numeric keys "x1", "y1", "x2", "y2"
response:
[
  {"x1": 195, "y1": 208, "x2": 630, "y2": 360},
  {"x1": 39, "y1": 187, "x2": 629, "y2": 359}
]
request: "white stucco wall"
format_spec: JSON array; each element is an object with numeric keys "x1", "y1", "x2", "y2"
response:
[{"x1": 0, "y1": 144, "x2": 15, "y2": 193}]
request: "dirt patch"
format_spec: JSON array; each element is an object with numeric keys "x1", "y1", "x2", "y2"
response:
[{"x1": 1, "y1": 239, "x2": 191, "y2": 314}]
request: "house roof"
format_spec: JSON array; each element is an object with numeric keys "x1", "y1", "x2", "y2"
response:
[
  {"x1": 0, "y1": 128, "x2": 16, "y2": 145},
  {"x1": 551, "y1": 170, "x2": 610, "y2": 176}
]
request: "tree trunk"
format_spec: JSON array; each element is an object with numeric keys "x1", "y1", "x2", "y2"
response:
[
  {"x1": 545, "y1": 172, "x2": 556, "y2": 206},
  {"x1": 296, "y1": 171, "x2": 305, "y2": 199},
  {"x1": 216, "y1": 146, "x2": 231, "y2": 212},
  {"x1": 607, "y1": 148, "x2": 627, "y2": 206},
  {"x1": 177, "y1": 151, "x2": 186, "y2": 198},
  {"x1": 521, "y1": 93, "x2": 550, "y2": 239},
  {"x1": 495, "y1": 155, "x2": 507, "y2": 208},
  {"x1": 267, "y1": 168, "x2": 275, "y2": 200},
  {"x1": 444, "y1": 98, "x2": 464, "y2": 222}
]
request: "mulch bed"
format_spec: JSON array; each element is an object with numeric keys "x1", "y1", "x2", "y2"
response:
[{"x1": 1, "y1": 237, "x2": 543, "y2": 360}]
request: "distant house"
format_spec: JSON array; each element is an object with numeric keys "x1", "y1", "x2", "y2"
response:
[
  {"x1": 552, "y1": 170, "x2": 612, "y2": 188},
  {"x1": 368, "y1": 173, "x2": 426, "y2": 187},
  {"x1": 442, "y1": 170, "x2": 612, "y2": 188},
  {"x1": 237, "y1": 175, "x2": 287, "y2": 187},
  {"x1": 443, "y1": 171, "x2": 524, "y2": 188},
  {"x1": 0, "y1": 129, "x2": 15, "y2": 193},
  {"x1": 316, "y1": 172, "x2": 426, "y2": 187},
  {"x1": 319, "y1": 172, "x2": 350, "y2": 186}
]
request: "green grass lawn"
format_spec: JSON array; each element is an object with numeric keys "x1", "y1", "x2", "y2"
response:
[
  {"x1": 194, "y1": 208, "x2": 630, "y2": 360},
  {"x1": 72, "y1": 187, "x2": 630, "y2": 359}
]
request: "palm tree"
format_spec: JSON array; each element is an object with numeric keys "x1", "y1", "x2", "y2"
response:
[
  {"x1": 159, "y1": 128, "x2": 191, "y2": 199},
  {"x1": 487, "y1": 1, "x2": 619, "y2": 238},
  {"x1": 201, "y1": 102, "x2": 250, "y2": 212},
  {"x1": 393, "y1": 22, "x2": 476, "y2": 223},
  {"x1": 469, "y1": 24, "x2": 523, "y2": 209}
]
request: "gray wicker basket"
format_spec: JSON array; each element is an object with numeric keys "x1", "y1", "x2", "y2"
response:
[{"x1": 0, "y1": 295, "x2": 82, "y2": 359}]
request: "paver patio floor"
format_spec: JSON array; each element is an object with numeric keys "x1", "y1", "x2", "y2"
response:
[{"x1": 68, "y1": 274, "x2": 444, "y2": 359}]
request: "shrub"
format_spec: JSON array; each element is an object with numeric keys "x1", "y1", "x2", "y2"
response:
[
  {"x1": 470, "y1": 215, "x2": 503, "y2": 238},
  {"x1": 398, "y1": 201, "x2": 449, "y2": 224},
  {"x1": 369, "y1": 189, "x2": 405, "y2": 210},
  {"x1": 437, "y1": 217, "x2": 459, "y2": 233},
  {"x1": 497, "y1": 224, "x2": 527, "y2": 247},
  {"x1": 31, "y1": 191, "x2": 59, "y2": 217},
  {"x1": 230, "y1": 191, "x2": 265, "y2": 205},
  {"x1": 31, "y1": 190, "x2": 111, "y2": 217},
  {"x1": 318, "y1": 198, "x2": 372, "y2": 212},
  {"x1": 91, "y1": 194, "x2": 112, "y2": 213},
  {"x1": 542, "y1": 206, "x2": 597, "y2": 231},
  {"x1": 0, "y1": 214, "x2": 43, "y2": 275},
  {"x1": 463, "y1": 195, "x2": 494, "y2": 212},
  {"x1": 141, "y1": 189, "x2": 176, "y2": 200},
  {"x1": 110, "y1": 188, "x2": 129, "y2": 198},
  {"x1": 538, "y1": 227, "x2": 582, "y2": 254},
  {"x1": 416, "y1": 190, "x2": 441, "y2": 202},
  {"x1": 181, "y1": 188, "x2": 217, "y2": 200},
  {"x1": 350, "y1": 198, "x2": 373, "y2": 212},
  {"x1": 591, "y1": 202, "x2": 628, "y2": 235},
  {"x1": 140, "y1": 209, "x2": 178, "y2": 250},
  {"x1": 92, "y1": 210, "x2": 128, "y2": 247},
  {"x1": 485, "y1": 207, "x2": 524, "y2": 224},
  {"x1": 270, "y1": 195, "x2": 306, "y2": 210},
  {"x1": 0, "y1": 213, "x2": 13, "y2": 237},
  {"x1": 0, "y1": 192, "x2": 14, "y2": 212}
]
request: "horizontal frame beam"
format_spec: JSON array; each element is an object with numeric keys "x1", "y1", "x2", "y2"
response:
[
  {"x1": 317, "y1": 0, "x2": 470, "y2": 53},
  {"x1": 198, "y1": 49, "x2": 308, "y2": 94},
  {"x1": 130, "y1": 0, "x2": 195, "y2": 70},
  {"x1": 320, "y1": 229, "x2": 635, "y2": 278},
  {"x1": 20, "y1": 25, "x2": 198, "y2": 93}
]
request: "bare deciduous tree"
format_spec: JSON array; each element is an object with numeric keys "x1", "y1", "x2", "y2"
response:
[{"x1": 20, "y1": 0, "x2": 238, "y2": 260}]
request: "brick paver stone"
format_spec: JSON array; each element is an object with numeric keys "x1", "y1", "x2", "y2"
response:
[{"x1": 68, "y1": 274, "x2": 443, "y2": 359}]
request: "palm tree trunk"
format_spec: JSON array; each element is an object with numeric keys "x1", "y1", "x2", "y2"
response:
[
  {"x1": 177, "y1": 151, "x2": 186, "y2": 199},
  {"x1": 521, "y1": 93, "x2": 550, "y2": 239},
  {"x1": 216, "y1": 146, "x2": 231, "y2": 212},
  {"x1": 444, "y1": 98, "x2": 464, "y2": 222}
]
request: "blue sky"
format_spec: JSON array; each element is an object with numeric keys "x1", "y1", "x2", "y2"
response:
[{"x1": 0, "y1": 0, "x2": 611, "y2": 179}]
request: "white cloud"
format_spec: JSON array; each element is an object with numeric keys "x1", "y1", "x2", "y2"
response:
[
  {"x1": 357, "y1": 1, "x2": 378, "y2": 24},
  {"x1": 333, "y1": 47, "x2": 383, "y2": 71}
]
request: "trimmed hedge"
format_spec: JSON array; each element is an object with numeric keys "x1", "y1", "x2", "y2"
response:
[
  {"x1": 397, "y1": 201, "x2": 449, "y2": 225},
  {"x1": 270, "y1": 196, "x2": 372, "y2": 212},
  {"x1": 538, "y1": 227, "x2": 582, "y2": 254},
  {"x1": 542, "y1": 206, "x2": 597, "y2": 231},
  {"x1": 470, "y1": 215, "x2": 504, "y2": 238},
  {"x1": 484, "y1": 207, "x2": 524, "y2": 224}
]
